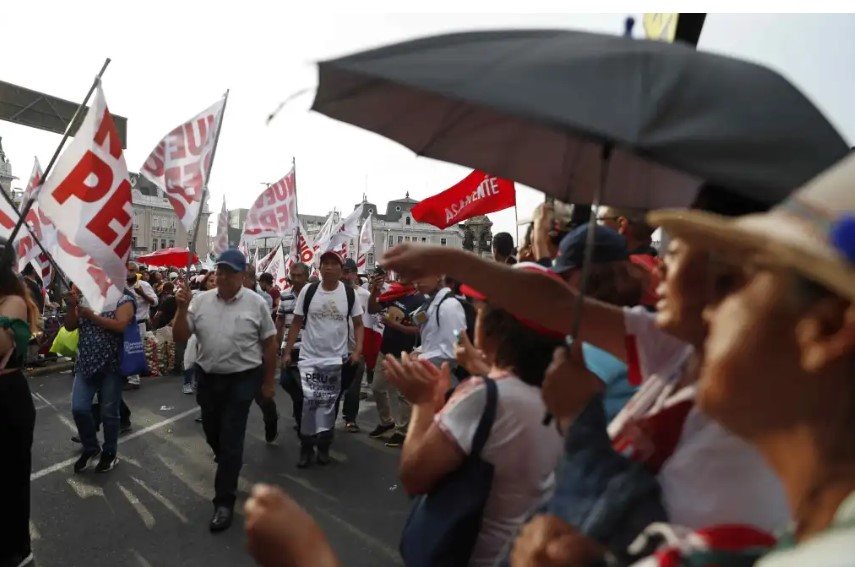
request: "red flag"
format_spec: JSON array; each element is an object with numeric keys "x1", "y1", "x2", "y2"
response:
[{"x1": 411, "y1": 171, "x2": 516, "y2": 229}]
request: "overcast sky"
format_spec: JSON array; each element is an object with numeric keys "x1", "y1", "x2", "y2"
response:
[{"x1": 2, "y1": 8, "x2": 853, "y2": 243}]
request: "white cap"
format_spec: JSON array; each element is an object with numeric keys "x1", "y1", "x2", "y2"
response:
[{"x1": 169, "y1": 272, "x2": 179, "y2": 279}]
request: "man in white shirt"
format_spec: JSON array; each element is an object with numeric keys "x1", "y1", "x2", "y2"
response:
[
  {"x1": 282, "y1": 252, "x2": 364, "y2": 468},
  {"x1": 412, "y1": 275, "x2": 466, "y2": 369},
  {"x1": 125, "y1": 261, "x2": 157, "y2": 389}
]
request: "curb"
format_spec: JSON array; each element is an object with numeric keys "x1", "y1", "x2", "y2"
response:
[{"x1": 27, "y1": 361, "x2": 75, "y2": 377}]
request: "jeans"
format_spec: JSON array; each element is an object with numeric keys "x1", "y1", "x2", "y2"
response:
[
  {"x1": 342, "y1": 360, "x2": 365, "y2": 423},
  {"x1": 72, "y1": 369, "x2": 124, "y2": 454},
  {"x1": 0, "y1": 370, "x2": 35, "y2": 562},
  {"x1": 183, "y1": 367, "x2": 195, "y2": 387},
  {"x1": 92, "y1": 399, "x2": 131, "y2": 430},
  {"x1": 372, "y1": 360, "x2": 411, "y2": 434},
  {"x1": 195, "y1": 365, "x2": 262, "y2": 509}
]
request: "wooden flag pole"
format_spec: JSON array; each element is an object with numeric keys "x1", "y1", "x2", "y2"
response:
[
  {"x1": 187, "y1": 89, "x2": 229, "y2": 274},
  {"x1": 7, "y1": 58, "x2": 112, "y2": 246}
]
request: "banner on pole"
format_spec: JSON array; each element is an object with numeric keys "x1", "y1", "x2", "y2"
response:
[
  {"x1": 212, "y1": 198, "x2": 229, "y2": 256},
  {"x1": 37, "y1": 84, "x2": 131, "y2": 310},
  {"x1": 357, "y1": 214, "x2": 374, "y2": 268},
  {"x1": 411, "y1": 171, "x2": 516, "y2": 229},
  {"x1": 243, "y1": 168, "x2": 298, "y2": 239},
  {"x1": 140, "y1": 97, "x2": 225, "y2": 231}
]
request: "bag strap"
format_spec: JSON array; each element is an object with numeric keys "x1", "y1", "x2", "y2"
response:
[
  {"x1": 470, "y1": 377, "x2": 498, "y2": 458},
  {"x1": 345, "y1": 284, "x2": 355, "y2": 319},
  {"x1": 301, "y1": 282, "x2": 320, "y2": 325}
]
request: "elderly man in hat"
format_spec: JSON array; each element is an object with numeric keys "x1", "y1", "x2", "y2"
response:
[{"x1": 174, "y1": 249, "x2": 277, "y2": 533}]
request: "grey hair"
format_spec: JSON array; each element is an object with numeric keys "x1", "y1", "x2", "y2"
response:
[
  {"x1": 290, "y1": 262, "x2": 309, "y2": 275},
  {"x1": 128, "y1": 261, "x2": 139, "y2": 270}
]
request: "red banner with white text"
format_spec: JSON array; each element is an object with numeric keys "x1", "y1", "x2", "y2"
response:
[{"x1": 411, "y1": 170, "x2": 516, "y2": 230}]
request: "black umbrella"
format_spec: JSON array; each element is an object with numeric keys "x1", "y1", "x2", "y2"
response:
[{"x1": 312, "y1": 29, "x2": 849, "y2": 209}]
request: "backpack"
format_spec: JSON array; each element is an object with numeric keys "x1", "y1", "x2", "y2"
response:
[
  {"x1": 436, "y1": 293, "x2": 476, "y2": 343},
  {"x1": 302, "y1": 282, "x2": 356, "y2": 327}
]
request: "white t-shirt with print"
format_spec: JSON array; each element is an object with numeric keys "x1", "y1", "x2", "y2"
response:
[
  {"x1": 435, "y1": 376, "x2": 563, "y2": 567},
  {"x1": 294, "y1": 282, "x2": 363, "y2": 365},
  {"x1": 610, "y1": 306, "x2": 790, "y2": 533},
  {"x1": 419, "y1": 288, "x2": 467, "y2": 362}
]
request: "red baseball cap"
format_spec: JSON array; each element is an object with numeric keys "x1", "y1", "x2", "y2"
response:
[{"x1": 459, "y1": 262, "x2": 567, "y2": 340}]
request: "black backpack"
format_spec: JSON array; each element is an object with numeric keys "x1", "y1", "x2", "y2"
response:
[
  {"x1": 301, "y1": 282, "x2": 356, "y2": 327},
  {"x1": 436, "y1": 293, "x2": 476, "y2": 343}
]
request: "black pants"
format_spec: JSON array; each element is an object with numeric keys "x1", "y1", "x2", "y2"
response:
[
  {"x1": 196, "y1": 366, "x2": 262, "y2": 509},
  {"x1": 0, "y1": 370, "x2": 35, "y2": 562},
  {"x1": 92, "y1": 399, "x2": 131, "y2": 430},
  {"x1": 342, "y1": 360, "x2": 365, "y2": 424},
  {"x1": 254, "y1": 393, "x2": 278, "y2": 425},
  {"x1": 280, "y1": 360, "x2": 357, "y2": 448}
]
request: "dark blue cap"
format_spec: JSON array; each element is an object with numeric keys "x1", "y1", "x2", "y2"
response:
[
  {"x1": 216, "y1": 249, "x2": 247, "y2": 272},
  {"x1": 552, "y1": 223, "x2": 628, "y2": 275}
]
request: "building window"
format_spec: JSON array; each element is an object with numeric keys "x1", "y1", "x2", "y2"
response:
[
  {"x1": 169, "y1": 240, "x2": 174, "y2": 247},
  {"x1": 152, "y1": 240, "x2": 158, "y2": 251},
  {"x1": 440, "y1": 238, "x2": 447, "y2": 246},
  {"x1": 388, "y1": 236, "x2": 394, "y2": 248},
  {"x1": 397, "y1": 235, "x2": 404, "y2": 244},
  {"x1": 132, "y1": 237, "x2": 137, "y2": 249},
  {"x1": 405, "y1": 216, "x2": 411, "y2": 226},
  {"x1": 153, "y1": 217, "x2": 160, "y2": 228},
  {"x1": 161, "y1": 239, "x2": 167, "y2": 249},
  {"x1": 367, "y1": 252, "x2": 374, "y2": 266},
  {"x1": 368, "y1": 208, "x2": 374, "y2": 214},
  {"x1": 404, "y1": 236, "x2": 410, "y2": 242},
  {"x1": 396, "y1": 206, "x2": 402, "y2": 212},
  {"x1": 421, "y1": 237, "x2": 427, "y2": 243}
]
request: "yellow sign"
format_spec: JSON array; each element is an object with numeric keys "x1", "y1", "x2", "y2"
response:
[{"x1": 643, "y1": 13, "x2": 679, "y2": 42}]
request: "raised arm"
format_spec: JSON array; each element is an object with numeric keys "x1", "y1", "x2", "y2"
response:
[{"x1": 382, "y1": 246, "x2": 628, "y2": 362}]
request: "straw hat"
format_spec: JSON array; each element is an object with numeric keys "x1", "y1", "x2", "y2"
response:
[{"x1": 649, "y1": 153, "x2": 855, "y2": 301}]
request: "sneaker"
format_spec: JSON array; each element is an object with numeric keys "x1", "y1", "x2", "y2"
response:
[
  {"x1": 385, "y1": 433, "x2": 406, "y2": 448},
  {"x1": 95, "y1": 452, "x2": 119, "y2": 473},
  {"x1": 71, "y1": 435, "x2": 81, "y2": 444},
  {"x1": 368, "y1": 423, "x2": 394, "y2": 438},
  {"x1": 297, "y1": 445, "x2": 313, "y2": 469},
  {"x1": 316, "y1": 446, "x2": 331, "y2": 466},
  {"x1": 73, "y1": 448, "x2": 101, "y2": 473},
  {"x1": 264, "y1": 417, "x2": 279, "y2": 444},
  {"x1": 182, "y1": 383, "x2": 194, "y2": 395},
  {"x1": 345, "y1": 422, "x2": 360, "y2": 433}
]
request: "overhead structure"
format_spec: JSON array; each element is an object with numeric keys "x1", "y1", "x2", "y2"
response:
[{"x1": 0, "y1": 80, "x2": 127, "y2": 148}]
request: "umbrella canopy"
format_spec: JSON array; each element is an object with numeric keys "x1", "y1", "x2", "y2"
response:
[
  {"x1": 136, "y1": 247, "x2": 199, "y2": 267},
  {"x1": 313, "y1": 29, "x2": 849, "y2": 209}
]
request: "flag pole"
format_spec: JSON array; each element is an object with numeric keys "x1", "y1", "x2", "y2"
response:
[
  {"x1": 187, "y1": 89, "x2": 229, "y2": 274},
  {"x1": 0, "y1": 189, "x2": 70, "y2": 288},
  {"x1": 7, "y1": 58, "x2": 112, "y2": 246}
]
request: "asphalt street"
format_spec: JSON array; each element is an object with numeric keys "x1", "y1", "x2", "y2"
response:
[{"x1": 27, "y1": 370, "x2": 410, "y2": 567}]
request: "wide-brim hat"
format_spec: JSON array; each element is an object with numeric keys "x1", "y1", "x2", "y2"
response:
[{"x1": 649, "y1": 153, "x2": 855, "y2": 301}]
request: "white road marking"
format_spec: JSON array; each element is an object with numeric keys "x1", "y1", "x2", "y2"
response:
[
  {"x1": 132, "y1": 476, "x2": 188, "y2": 523},
  {"x1": 31, "y1": 406, "x2": 200, "y2": 481},
  {"x1": 118, "y1": 482, "x2": 156, "y2": 529}
]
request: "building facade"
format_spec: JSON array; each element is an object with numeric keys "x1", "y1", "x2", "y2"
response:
[
  {"x1": 129, "y1": 172, "x2": 211, "y2": 259},
  {"x1": 0, "y1": 137, "x2": 17, "y2": 202}
]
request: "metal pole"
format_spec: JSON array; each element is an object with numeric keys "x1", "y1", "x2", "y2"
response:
[
  {"x1": 7, "y1": 58, "x2": 112, "y2": 246},
  {"x1": 187, "y1": 89, "x2": 229, "y2": 273}
]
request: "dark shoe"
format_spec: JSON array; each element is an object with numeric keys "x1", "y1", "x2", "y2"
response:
[
  {"x1": 95, "y1": 452, "x2": 118, "y2": 473},
  {"x1": 297, "y1": 445, "x2": 313, "y2": 469},
  {"x1": 264, "y1": 417, "x2": 279, "y2": 444},
  {"x1": 316, "y1": 445, "x2": 331, "y2": 466},
  {"x1": 120, "y1": 423, "x2": 132, "y2": 434},
  {"x1": 209, "y1": 506, "x2": 233, "y2": 533},
  {"x1": 345, "y1": 422, "x2": 360, "y2": 433},
  {"x1": 368, "y1": 423, "x2": 394, "y2": 438},
  {"x1": 71, "y1": 435, "x2": 81, "y2": 444},
  {"x1": 195, "y1": 416, "x2": 203, "y2": 423},
  {"x1": 73, "y1": 448, "x2": 101, "y2": 473},
  {"x1": 385, "y1": 433, "x2": 406, "y2": 448}
]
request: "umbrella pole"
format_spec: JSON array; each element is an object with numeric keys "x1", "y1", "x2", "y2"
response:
[
  {"x1": 544, "y1": 145, "x2": 610, "y2": 427},
  {"x1": 187, "y1": 89, "x2": 229, "y2": 275}
]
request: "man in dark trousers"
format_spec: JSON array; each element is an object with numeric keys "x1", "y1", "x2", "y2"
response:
[{"x1": 173, "y1": 249, "x2": 277, "y2": 533}]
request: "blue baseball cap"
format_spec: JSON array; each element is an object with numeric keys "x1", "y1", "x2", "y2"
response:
[
  {"x1": 552, "y1": 223, "x2": 628, "y2": 275},
  {"x1": 216, "y1": 249, "x2": 247, "y2": 272}
]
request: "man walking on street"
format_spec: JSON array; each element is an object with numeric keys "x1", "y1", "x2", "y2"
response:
[
  {"x1": 243, "y1": 265, "x2": 279, "y2": 443},
  {"x1": 126, "y1": 261, "x2": 157, "y2": 390},
  {"x1": 276, "y1": 263, "x2": 309, "y2": 429},
  {"x1": 173, "y1": 250, "x2": 277, "y2": 533},
  {"x1": 282, "y1": 252, "x2": 364, "y2": 468}
]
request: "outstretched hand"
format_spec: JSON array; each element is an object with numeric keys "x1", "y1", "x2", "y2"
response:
[{"x1": 380, "y1": 244, "x2": 460, "y2": 281}]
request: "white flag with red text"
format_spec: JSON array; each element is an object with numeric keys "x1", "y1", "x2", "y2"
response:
[
  {"x1": 37, "y1": 84, "x2": 131, "y2": 311},
  {"x1": 213, "y1": 198, "x2": 229, "y2": 256},
  {"x1": 242, "y1": 168, "x2": 298, "y2": 240},
  {"x1": 141, "y1": 97, "x2": 225, "y2": 231},
  {"x1": 312, "y1": 211, "x2": 339, "y2": 259},
  {"x1": 291, "y1": 220, "x2": 315, "y2": 266},
  {"x1": 357, "y1": 214, "x2": 374, "y2": 268},
  {"x1": 263, "y1": 245, "x2": 289, "y2": 288},
  {"x1": 258, "y1": 246, "x2": 277, "y2": 273},
  {"x1": 16, "y1": 158, "x2": 60, "y2": 274}
]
